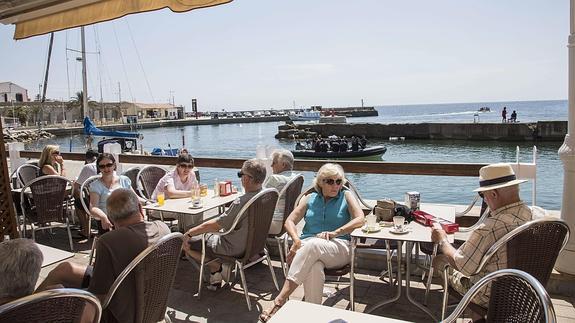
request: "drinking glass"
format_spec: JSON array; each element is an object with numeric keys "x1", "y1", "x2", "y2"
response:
[
  {"x1": 157, "y1": 192, "x2": 165, "y2": 206},
  {"x1": 200, "y1": 183, "x2": 208, "y2": 197},
  {"x1": 366, "y1": 213, "x2": 377, "y2": 229}
]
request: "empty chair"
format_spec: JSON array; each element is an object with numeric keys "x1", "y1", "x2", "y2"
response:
[
  {"x1": 197, "y1": 188, "x2": 279, "y2": 311},
  {"x1": 442, "y1": 269, "x2": 556, "y2": 323},
  {"x1": 136, "y1": 166, "x2": 167, "y2": 202},
  {"x1": 0, "y1": 288, "x2": 102, "y2": 323},
  {"x1": 20, "y1": 175, "x2": 74, "y2": 251},
  {"x1": 15, "y1": 164, "x2": 40, "y2": 188},
  {"x1": 102, "y1": 232, "x2": 183, "y2": 323}
]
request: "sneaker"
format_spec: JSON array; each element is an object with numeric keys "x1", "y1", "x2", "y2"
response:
[
  {"x1": 221, "y1": 263, "x2": 234, "y2": 283},
  {"x1": 206, "y1": 271, "x2": 222, "y2": 291}
]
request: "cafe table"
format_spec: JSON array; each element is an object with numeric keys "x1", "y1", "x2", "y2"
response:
[
  {"x1": 143, "y1": 189, "x2": 242, "y2": 229},
  {"x1": 36, "y1": 243, "x2": 75, "y2": 268},
  {"x1": 350, "y1": 203, "x2": 456, "y2": 321},
  {"x1": 268, "y1": 300, "x2": 411, "y2": 323}
]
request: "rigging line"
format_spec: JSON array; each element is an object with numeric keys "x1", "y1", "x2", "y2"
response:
[
  {"x1": 92, "y1": 26, "x2": 103, "y2": 103},
  {"x1": 125, "y1": 19, "x2": 156, "y2": 104},
  {"x1": 94, "y1": 25, "x2": 115, "y2": 103},
  {"x1": 112, "y1": 21, "x2": 135, "y2": 102},
  {"x1": 65, "y1": 30, "x2": 71, "y2": 100}
]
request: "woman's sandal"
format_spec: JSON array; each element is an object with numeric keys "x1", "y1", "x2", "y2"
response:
[{"x1": 259, "y1": 300, "x2": 285, "y2": 322}]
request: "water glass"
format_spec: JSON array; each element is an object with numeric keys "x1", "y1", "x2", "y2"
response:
[
  {"x1": 199, "y1": 183, "x2": 208, "y2": 197},
  {"x1": 366, "y1": 213, "x2": 377, "y2": 229},
  {"x1": 157, "y1": 192, "x2": 165, "y2": 206}
]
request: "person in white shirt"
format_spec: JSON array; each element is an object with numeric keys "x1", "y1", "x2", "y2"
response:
[
  {"x1": 264, "y1": 149, "x2": 296, "y2": 235},
  {"x1": 73, "y1": 149, "x2": 99, "y2": 238}
]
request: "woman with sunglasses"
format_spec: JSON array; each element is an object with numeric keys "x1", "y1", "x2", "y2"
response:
[
  {"x1": 38, "y1": 144, "x2": 66, "y2": 177},
  {"x1": 88, "y1": 153, "x2": 135, "y2": 230},
  {"x1": 151, "y1": 153, "x2": 198, "y2": 200},
  {"x1": 260, "y1": 163, "x2": 365, "y2": 322}
]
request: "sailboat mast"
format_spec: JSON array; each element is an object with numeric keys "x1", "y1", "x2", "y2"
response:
[
  {"x1": 81, "y1": 26, "x2": 89, "y2": 118},
  {"x1": 39, "y1": 32, "x2": 55, "y2": 130}
]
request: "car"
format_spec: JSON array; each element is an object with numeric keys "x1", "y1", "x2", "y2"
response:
[{"x1": 243, "y1": 112, "x2": 253, "y2": 117}]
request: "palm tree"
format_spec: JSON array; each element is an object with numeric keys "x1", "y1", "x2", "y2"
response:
[{"x1": 70, "y1": 91, "x2": 90, "y2": 118}]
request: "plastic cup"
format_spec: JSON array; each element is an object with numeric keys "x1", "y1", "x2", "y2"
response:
[{"x1": 157, "y1": 192, "x2": 165, "y2": 206}]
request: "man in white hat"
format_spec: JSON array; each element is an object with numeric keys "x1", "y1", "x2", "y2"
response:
[{"x1": 431, "y1": 163, "x2": 532, "y2": 308}]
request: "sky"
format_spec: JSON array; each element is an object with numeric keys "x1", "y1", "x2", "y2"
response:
[{"x1": 0, "y1": 0, "x2": 569, "y2": 112}]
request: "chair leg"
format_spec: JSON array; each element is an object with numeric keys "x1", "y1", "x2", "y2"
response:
[
  {"x1": 265, "y1": 248, "x2": 280, "y2": 291},
  {"x1": 237, "y1": 262, "x2": 251, "y2": 311},
  {"x1": 275, "y1": 236, "x2": 287, "y2": 277},
  {"x1": 198, "y1": 244, "x2": 206, "y2": 299},
  {"x1": 88, "y1": 236, "x2": 98, "y2": 265},
  {"x1": 441, "y1": 269, "x2": 450, "y2": 320},
  {"x1": 424, "y1": 244, "x2": 438, "y2": 306},
  {"x1": 66, "y1": 218, "x2": 74, "y2": 251}
]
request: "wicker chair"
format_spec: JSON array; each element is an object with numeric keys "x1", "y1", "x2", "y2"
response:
[
  {"x1": 136, "y1": 166, "x2": 167, "y2": 202},
  {"x1": 79, "y1": 175, "x2": 103, "y2": 265},
  {"x1": 15, "y1": 164, "x2": 40, "y2": 188},
  {"x1": 121, "y1": 167, "x2": 141, "y2": 195},
  {"x1": 196, "y1": 188, "x2": 279, "y2": 311},
  {"x1": 441, "y1": 217, "x2": 570, "y2": 320},
  {"x1": 20, "y1": 175, "x2": 74, "y2": 251},
  {"x1": 268, "y1": 174, "x2": 304, "y2": 276},
  {"x1": 0, "y1": 288, "x2": 102, "y2": 323},
  {"x1": 102, "y1": 232, "x2": 183, "y2": 323},
  {"x1": 442, "y1": 269, "x2": 557, "y2": 323}
]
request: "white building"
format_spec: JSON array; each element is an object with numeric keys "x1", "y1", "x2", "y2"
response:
[{"x1": 0, "y1": 82, "x2": 29, "y2": 103}]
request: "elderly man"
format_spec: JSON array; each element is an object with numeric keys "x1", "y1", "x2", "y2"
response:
[
  {"x1": 265, "y1": 149, "x2": 297, "y2": 235},
  {"x1": 431, "y1": 163, "x2": 532, "y2": 308},
  {"x1": 37, "y1": 188, "x2": 170, "y2": 323},
  {"x1": 0, "y1": 239, "x2": 43, "y2": 305},
  {"x1": 183, "y1": 158, "x2": 266, "y2": 290}
]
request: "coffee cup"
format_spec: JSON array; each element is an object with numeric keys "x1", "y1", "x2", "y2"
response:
[
  {"x1": 366, "y1": 213, "x2": 377, "y2": 230},
  {"x1": 393, "y1": 216, "x2": 408, "y2": 232}
]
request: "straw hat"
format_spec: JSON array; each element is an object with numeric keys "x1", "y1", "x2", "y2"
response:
[{"x1": 473, "y1": 163, "x2": 527, "y2": 192}]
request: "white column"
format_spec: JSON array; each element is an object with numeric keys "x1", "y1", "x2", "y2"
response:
[{"x1": 555, "y1": 0, "x2": 575, "y2": 274}]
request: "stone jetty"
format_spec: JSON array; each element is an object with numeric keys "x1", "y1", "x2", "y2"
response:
[
  {"x1": 3, "y1": 128, "x2": 54, "y2": 143},
  {"x1": 276, "y1": 121, "x2": 568, "y2": 141}
]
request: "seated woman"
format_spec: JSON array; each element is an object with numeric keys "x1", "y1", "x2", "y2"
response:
[
  {"x1": 260, "y1": 163, "x2": 364, "y2": 322},
  {"x1": 151, "y1": 153, "x2": 198, "y2": 200},
  {"x1": 38, "y1": 144, "x2": 66, "y2": 177},
  {"x1": 89, "y1": 153, "x2": 142, "y2": 230}
]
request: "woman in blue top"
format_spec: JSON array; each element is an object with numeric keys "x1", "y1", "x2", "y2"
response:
[
  {"x1": 89, "y1": 153, "x2": 133, "y2": 230},
  {"x1": 261, "y1": 163, "x2": 364, "y2": 321}
]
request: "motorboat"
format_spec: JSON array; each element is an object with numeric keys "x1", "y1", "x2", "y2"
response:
[
  {"x1": 478, "y1": 107, "x2": 491, "y2": 112},
  {"x1": 289, "y1": 110, "x2": 321, "y2": 121},
  {"x1": 291, "y1": 145, "x2": 387, "y2": 160}
]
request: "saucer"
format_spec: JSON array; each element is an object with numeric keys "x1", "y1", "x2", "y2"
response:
[
  {"x1": 189, "y1": 204, "x2": 203, "y2": 209},
  {"x1": 362, "y1": 226, "x2": 381, "y2": 233},
  {"x1": 389, "y1": 227, "x2": 410, "y2": 234}
]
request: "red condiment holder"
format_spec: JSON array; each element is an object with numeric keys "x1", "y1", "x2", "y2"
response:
[{"x1": 219, "y1": 181, "x2": 232, "y2": 196}]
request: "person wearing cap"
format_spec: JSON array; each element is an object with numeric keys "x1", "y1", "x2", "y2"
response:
[{"x1": 431, "y1": 163, "x2": 532, "y2": 309}]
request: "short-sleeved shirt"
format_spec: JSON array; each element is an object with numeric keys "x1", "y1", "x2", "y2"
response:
[
  {"x1": 204, "y1": 189, "x2": 260, "y2": 257},
  {"x1": 264, "y1": 171, "x2": 296, "y2": 223},
  {"x1": 151, "y1": 170, "x2": 198, "y2": 201},
  {"x1": 88, "y1": 220, "x2": 170, "y2": 323},
  {"x1": 76, "y1": 162, "x2": 97, "y2": 185},
  {"x1": 89, "y1": 175, "x2": 132, "y2": 214},
  {"x1": 451, "y1": 201, "x2": 532, "y2": 307},
  {"x1": 301, "y1": 189, "x2": 351, "y2": 240}
]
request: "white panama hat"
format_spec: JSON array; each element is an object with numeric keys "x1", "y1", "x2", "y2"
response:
[{"x1": 473, "y1": 163, "x2": 527, "y2": 192}]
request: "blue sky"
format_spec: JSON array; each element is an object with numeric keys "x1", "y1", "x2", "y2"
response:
[{"x1": 0, "y1": 0, "x2": 569, "y2": 111}]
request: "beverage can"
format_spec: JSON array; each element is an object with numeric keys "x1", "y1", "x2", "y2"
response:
[{"x1": 405, "y1": 191, "x2": 420, "y2": 210}]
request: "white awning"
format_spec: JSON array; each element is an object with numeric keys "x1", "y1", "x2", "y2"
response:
[{"x1": 0, "y1": 0, "x2": 232, "y2": 40}]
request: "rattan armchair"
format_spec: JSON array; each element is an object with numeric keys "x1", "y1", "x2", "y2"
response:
[
  {"x1": 102, "y1": 232, "x2": 183, "y2": 323},
  {"x1": 440, "y1": 217, "x2": 570, "y2": 320},
  {"x1": 79, "y1": 175, "x2": 103, "y2": 265},
  {"x1": 268, "y1": 174, "x2": 304, "y2": 276},
  {"x1": 121, "y1": 166, "x2": 141, "y2": 195},
  {"x1": 15, "y1": 164, "x2": 40, "y2": 188},
  {"x1": 0, "y1": 288, "x2": 102, "y2": 323},
  {"x1": 196, "y1": 188, "x2": 279, "y2": 311},
  {"x1": 441, "y1": 269, "x2": 556, "y2": 323},
  {"x1": 20, "y1": 175, "x2": 74, "y2": 251},
  {"x1": 136, "y1": 165, "x2": 167, "y2": 202}
]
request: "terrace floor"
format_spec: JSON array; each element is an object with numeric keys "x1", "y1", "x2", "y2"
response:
[{"x1": 34, "y1": 226, "x2": 575, "y2": 323}]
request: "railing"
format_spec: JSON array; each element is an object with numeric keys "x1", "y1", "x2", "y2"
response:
[{"x1": 19, "y1": 151, "x2": 487, "y2": 177}]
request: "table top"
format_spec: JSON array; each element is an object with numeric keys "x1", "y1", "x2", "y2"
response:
[
  {"x1": 268, "y1": 300, "x2": 410, "y2": 323},
  {"x1": 36, "y1": 243, "x2": 74, "y2": 268},
  {"x1": 352, "y1": 203, "x2": 456, "y2": 243},
  {"x1": 143, "y1": 189, "x2": 242, "y2": 215}
]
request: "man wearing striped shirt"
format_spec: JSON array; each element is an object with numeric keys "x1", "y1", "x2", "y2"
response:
[{"x1": 432, "y1": 163, "x2": 532, "y2": 308}]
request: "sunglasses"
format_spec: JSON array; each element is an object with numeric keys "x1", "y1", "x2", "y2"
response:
[
  {"x1": 323, "y1": 178, "x2": 343, "y2": 186},
  {"x1": 98, "y1": 163, "x2": 115, "y2": 169},
  {"x1": 237, "y1": 171, "x2": 252, "y2": 178},
  {"x1": 52, "y1": 151, "x2": 60, "y2": 155},
  {"x1": 178, "y1": 163, "x2": 194, "y2": 169},
  {"x1": 477, "y1": 191, "x2": 484, "y2": 198}
]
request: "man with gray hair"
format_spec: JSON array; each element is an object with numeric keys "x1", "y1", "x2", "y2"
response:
[
  {"x1": 265, "y1": 149, "x2": 297, "y2": 235},
  {"x1": 38, "y1": 188, "x2": 169, "y2": 322},
  {"x1": 0, "y1": 239, "x2": 43, "y2": 305},
  {"x1": 183, "y1": 158, "x2": 267, "y2": 290}
]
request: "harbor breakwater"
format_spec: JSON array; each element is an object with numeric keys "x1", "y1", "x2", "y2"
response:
[{"x1": 276, "y1": 121, "x2": 568, "y2": 141}]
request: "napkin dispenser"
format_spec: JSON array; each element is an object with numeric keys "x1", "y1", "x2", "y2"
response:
[
  {"x1": 219, "y1": 181, "x2": 232, "y2": 196},
  {"x1": 412, "y1": 210, "x2": 459, "y2": 233}
]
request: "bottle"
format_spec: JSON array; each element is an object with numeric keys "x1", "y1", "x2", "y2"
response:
[{"x1": 214, "y1": 178, "x2": 219, "y2": 196}]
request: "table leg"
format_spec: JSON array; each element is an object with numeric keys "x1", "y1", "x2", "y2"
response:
[
  {"x1": 350, "y1": 237, "x2": 356, "y2": 311},
  {"x1": 366, "y1": 241, "x2": 402, "y2": 314},
  {"x1": 405, "y1": 241, "x2": 438, "y2": 321}
]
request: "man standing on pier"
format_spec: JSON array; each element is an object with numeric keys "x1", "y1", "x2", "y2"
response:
[{"x1": 501, "y1": 106, "x2": 507, "y2": 123}]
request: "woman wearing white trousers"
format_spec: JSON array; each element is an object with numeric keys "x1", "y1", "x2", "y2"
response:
[{"x1": 260, "y1": 163, "x2": 364, "y2": 322}]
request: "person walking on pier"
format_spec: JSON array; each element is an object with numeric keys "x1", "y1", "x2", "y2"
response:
[{"x1": 501, "y1": 107, "x2": 507, "y2": 123}]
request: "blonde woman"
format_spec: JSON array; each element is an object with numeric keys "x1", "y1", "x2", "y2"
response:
[
  {"x1": 260, "y1": 163, "x2": 364, "y2": 322},
  {"x1": 38, "y1": 144, "x2": 66, "y2": 177}
]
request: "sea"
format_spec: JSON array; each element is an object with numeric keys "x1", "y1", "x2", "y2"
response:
[{"x1": 29, "y1": 99, "x2": 569, "y2": 211}]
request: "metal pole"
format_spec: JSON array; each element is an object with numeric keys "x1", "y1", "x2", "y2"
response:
[
  {"x1": 40, "y1": 32, "x2": 55, "y2": 130},
  {"x1": 81, "y1": 27, "x2": 89, "y2": 118},
  {"x1": 556, "y1": 0, "x2": 575, "y2": 275}
]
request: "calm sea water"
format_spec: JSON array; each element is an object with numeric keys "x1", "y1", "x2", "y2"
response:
[{"x1": 31, "y1": 100, "x2": 568, "y2": 210}]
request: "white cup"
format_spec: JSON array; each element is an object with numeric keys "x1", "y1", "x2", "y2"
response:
[
  {"x1": 393, "y1": 216, "x2": 408, "y2": 232},
  {"x1": 366, "y1": 214, "x2": 377, "y2": 229}
]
